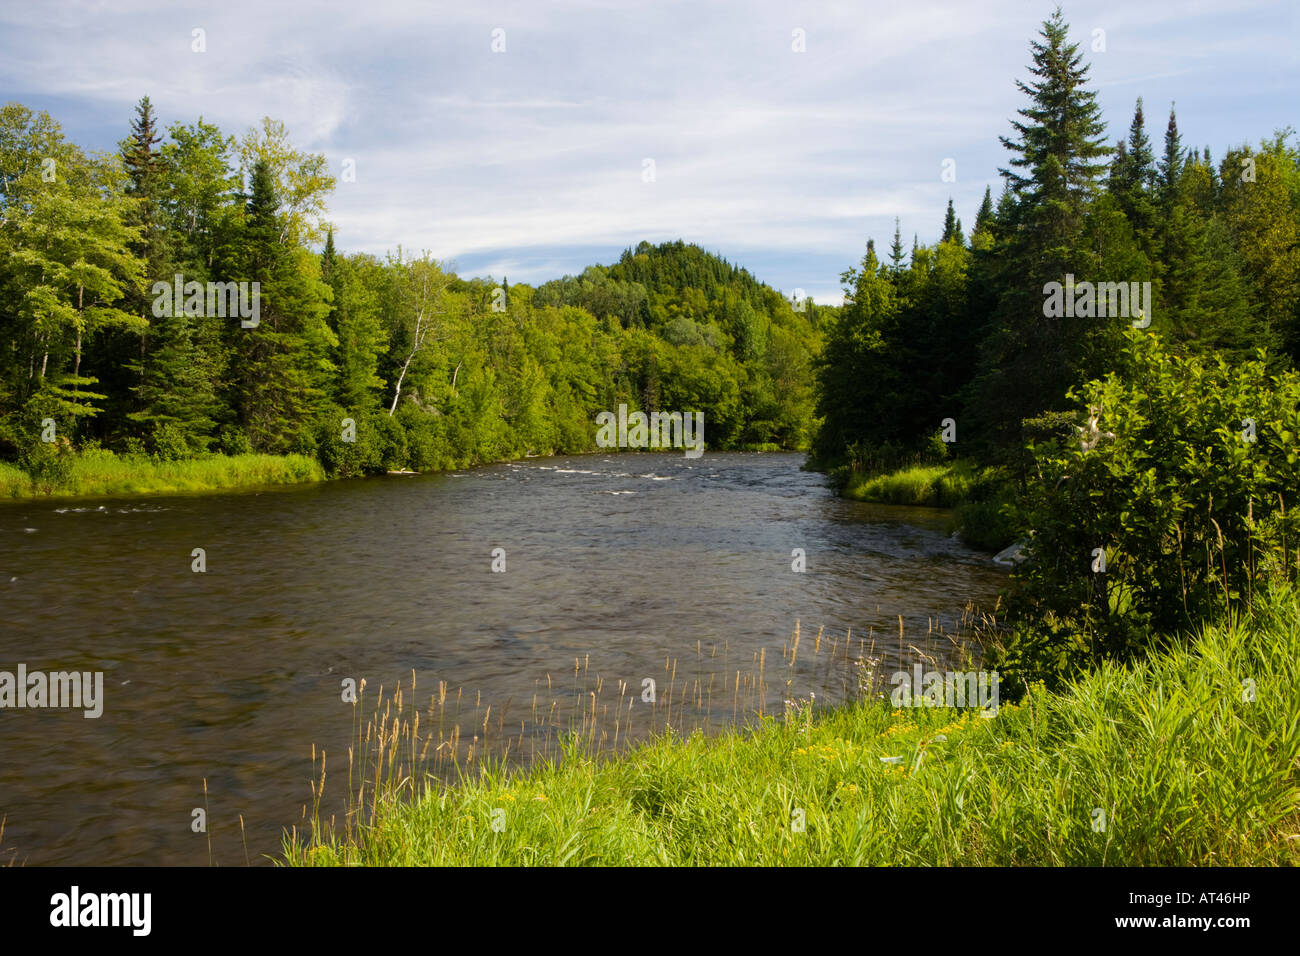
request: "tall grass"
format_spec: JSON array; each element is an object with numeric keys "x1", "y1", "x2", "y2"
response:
[
  {"x1": 0, "y1": 449, "x2": 324, "y2": 499},
  {"x1": 285, "y1": 586, "x2": 1299, "y2": 866},
  {"x1": 843, "y1": 461, "x2": 977, "y2": 507}
]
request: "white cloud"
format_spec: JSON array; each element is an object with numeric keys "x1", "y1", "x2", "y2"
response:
[{"x1": 1, "y1": 0, "x2": 1294, "y2": 300}]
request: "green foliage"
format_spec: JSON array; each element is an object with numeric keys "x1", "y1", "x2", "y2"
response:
[
  {"x1": 995, "y1": 329, "x2": 1300, "y2": 687},
  {"x1": 20, "y1": 439, "x2": 74, "y2": 491},
  {"x1": 0, "y1": 447, "x2": 322, "y2": 497},
  {"x1": 0, "y1": 101, "x2": 821, "y2": 481}
]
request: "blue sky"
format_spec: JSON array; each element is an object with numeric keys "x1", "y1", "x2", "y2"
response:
[{"x1": 2, "y1": 0, "x2": 1296, "y2": 303}]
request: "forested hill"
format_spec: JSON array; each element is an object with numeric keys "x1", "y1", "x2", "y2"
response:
[
  {"x1": 0, "y1": 96, "x2": 824, "y2": 478},
  {"x1": 531, "y1": 240, "x2": 825, "y2": 446}
]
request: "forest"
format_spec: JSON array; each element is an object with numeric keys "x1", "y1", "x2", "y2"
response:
[
  {"x1": 813, "y1": 9, "x2": 1300, "y2": 688},
  {"x1": 3, "y1": 5, "x2": 1298, "y2": 875},
  {"x1": 0, "y1": 106, "x2": 822, "y2": 481},
  {"x1": 3, "y1": 8, "x2": 1298, "y2": 689}
]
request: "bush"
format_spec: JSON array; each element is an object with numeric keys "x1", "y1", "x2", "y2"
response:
[
  {"x1": 994, "y1": 328, "x2": 1300, "y2": 687},
  {"x1": 150, "y1": 422, "x2": 191, "y2": 462},
  {"x1": 20, "y1": 440, "x2": 73, "y2": 491},
  {"x1": 396, "y1": 405, "x2": 442, "y2": 471},
  {"x1": 314, "y1": 408, "x2": 410, "y2": 477},
  {"x1": 218, "y1": 426, "x2": 254, "y2": 457},
  {"x1": 953, "y1": 467, "x2": 1020, "y2": 551}
]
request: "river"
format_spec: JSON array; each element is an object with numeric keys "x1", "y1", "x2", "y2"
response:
[{"x1": 0, "y1": 452, "x2": 1005, "y2": 865}]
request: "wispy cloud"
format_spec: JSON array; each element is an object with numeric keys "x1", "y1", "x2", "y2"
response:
[{"x1": 1, "y1": 0, "x2": 1294, "y2": 304}]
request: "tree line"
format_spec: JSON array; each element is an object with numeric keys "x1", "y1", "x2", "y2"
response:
[
  {"x1": 0, "y1": 102, "x2": 822, "y2": 476},
  {"x1": 812, "y1": 8, "x2": 1300, "y2": 477},
  {"x1": 810, "y1": 7, "x2": 1300, "y2": 686}
]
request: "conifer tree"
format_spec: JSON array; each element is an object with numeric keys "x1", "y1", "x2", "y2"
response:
[
  {"x1": 888, "y1": 218, "x2": 906, "y2": 275},
  {"x1": 942, "y1": 198, "x2": 960, "y2": 243},
  {"x1": 1108, "y1": 97, "x2": 1157, "y2": 257},
  {"x1": 972, "y1": 186, "x2": 995, "y2": 239},
  {"x1": 228, "y1": 158, "x2": 334, "y2": 451},
  {"x1": 971, "y1": 7, "x2": 1113, "y2": 456},
  {"x1": 1157, "y1": 104, "x2": 1183, "y2": 207}
]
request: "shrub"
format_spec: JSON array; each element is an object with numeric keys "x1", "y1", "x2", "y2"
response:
[
  {"x1": 994, "y1": 328, "x2": 1300, "y2": 688},
  {"x1": 396, "y1": 405, "x2": 442, "y2": 471},
  {"x1": 150, "y1": 422, "x2": 191, "y2": 462},
  {"x1": 954, "y1": 467, "x2": 1020, "y2": 551},
  {"x1": 20, "y1": 440, "x2": 73, "y2": 491},
  {"x1": 218, "y1": 426, "x2": 254, "y2": 457},
  {"x1": 314, "y1": 408, "x2": 410, "y2": 477}
]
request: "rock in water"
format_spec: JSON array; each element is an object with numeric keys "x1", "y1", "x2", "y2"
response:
[{"x1": 993, "y1": 538, "x2": 1031, "y2": 567}]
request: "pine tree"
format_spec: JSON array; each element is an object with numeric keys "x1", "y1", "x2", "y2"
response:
[
  {"x1": 101, "y1": 96, "x2": 173, "y2": 439},
  {"x1": 942, "y1": 198, "x2": 960, "y2": 243},
  {"x1": 812, "y1": 240, "x2": 904, "y2": 464},
  {"x1": 969, "y1": 186, "x2": 995, "y2": 247},
  {"x1": 228, "y1": 158, "x2": 334, "y2": 451},
  {"x1": 120, "y1": 97, "x2": 169, "y2": 294},
  {"x1": 324, "y1": 245, "x2": 388, "y2": 411},
  {"x1": 1157, "y1": 103, "x2": 1183, "y2": 207},
  {"x1": 971, "y1": 7, "x2": 1114, "y2": 457},
  {"x1": 998, "y1": 7, "x2": 1111, "y2": 217},
  {"x1": 321, "y1": 225, "x2": 341, "y2": 335},
  {"x1": 888, "y1": 218, "x2": 906, "y2": 275},
  {"x1": 1108, "y1": 97, "x2": 1157, "y2": 256}
]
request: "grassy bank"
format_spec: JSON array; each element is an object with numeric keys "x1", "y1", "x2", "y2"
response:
[
  {"x1": 0, "y1": 449, "x2": 325, "y2": 499},
  {"x1": 286, "y1": 586, "x2": 1300, "y2": 866},
  {"x1": 842, "y1": 461, "x2": 976, "y2": 507},
  {"x1": 840, "y1": 460, "x2": 1017, "y2": 551}
]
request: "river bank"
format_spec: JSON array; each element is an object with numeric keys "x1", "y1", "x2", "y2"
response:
[
  {"x1": 0, "y1": 449, "x2": 325, "y2": 499},
  {"x1": 287, "y1": 583, "x2": 1300, "y2": 866},
  {"x1": 0, "y1": 452, "x2": 1009, "y2": 864},
  {"x1": 0, "y1": 443, "x2": 803, "y2": 502},
  {"x1": 838, "y1": 460, "x2": 1018, "y2": 553}
]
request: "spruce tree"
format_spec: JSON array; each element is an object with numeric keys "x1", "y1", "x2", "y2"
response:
[
  {"x1": 103, "y1": 96, "x2": 173, "y2": 439},
  {"x1": 970, "y1": 186, "x2": 995, "y2": 246},
  {"x1": 942, "y1": 198, "x2": 960, "y2": 243},
  {"x1": 998, "y1": 7, "x2": 1111, "y2": 216},
  {"x1": 888, "y1": 218, "x2": 906, "y2": 275},
  {"x1": 1157, "y1": 103, "x2": 1183, "y2": 206},
  {"x1": 1108, "y1": 97, "x2": 1157, "y2": 256},
  {"x1": 812, "y1": 240, "x2": 905, "y2": 464},
  {"x1": 971, "y1": 7, "x2": 1114, "y2": 458},
  {"x1": 228, "y1": 158, "x2": 334, "y2": 451}
]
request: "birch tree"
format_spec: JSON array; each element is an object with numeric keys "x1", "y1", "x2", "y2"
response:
[{"x1": 388, "y1": 251, "x2": 449, "y2": 415}]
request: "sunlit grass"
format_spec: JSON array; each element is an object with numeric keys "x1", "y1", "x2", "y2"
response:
[
  {"x1": 285, "y1": 585, "x2": 1300, "y2": 866},
  {"x1": 0, "y1": 461, "x2": 28, "y2": 498},
  {"x1": 0, "y1": 449, "x2": 325, "y2": 498},
  {"x1": 842, "y1": 461, "x2": 976, "y2": 507}
]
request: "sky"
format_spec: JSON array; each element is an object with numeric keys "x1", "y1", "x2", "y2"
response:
[{"x1": 1, "y1": 0, "x2": 1296, "y2": 303}]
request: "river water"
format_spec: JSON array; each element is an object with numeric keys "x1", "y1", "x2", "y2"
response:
[{"x1": 0, "y1": 452, "x2": 1005, "y2": 865}]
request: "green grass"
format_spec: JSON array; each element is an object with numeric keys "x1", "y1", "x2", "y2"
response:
[
  {"x1": 840, "y1": 460, "x2": 1019, "y2": 550},
  {"x1": 286, "y1": 585, "x2": 1300, "y2": 866},
  {"x1": 0, "y1": 460, "x2": 29, "y2": 498},
  {"x1": 0, "y1": 449, "x2": 325, "y2": 499},
  {"x1": 842, "y1": 461, "x2": 977, "y2": 508}
]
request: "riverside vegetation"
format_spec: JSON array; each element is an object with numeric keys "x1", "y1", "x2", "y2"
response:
[
  {"x1": 0, "y1": 93, "x2": 823, "y2": 496},
  {"x1": 283, "y1": 11, "x2": 1300, "y2": 866},
  {"x1": 285, "y1": 583, "x2": 1299, "y2": 866},
  {"x1": 5, "y1": 7, "x2": 1296, "y2": 865}
]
